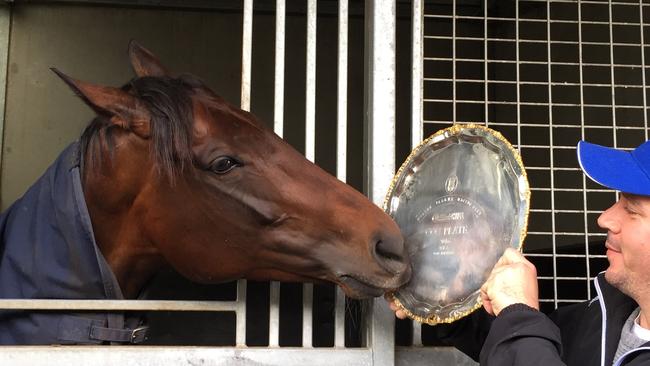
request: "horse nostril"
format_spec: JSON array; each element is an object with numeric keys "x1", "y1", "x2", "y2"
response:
[
  {"x1": 372, "y1": 232, "x2": 408, "y2": 274},
  {"x1": 375, "y1": 240, "x2": 403, "y2": 262}
]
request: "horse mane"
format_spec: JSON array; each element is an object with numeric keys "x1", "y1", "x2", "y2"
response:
[{"x1": 80, "y1": 74, "x2": 205, "y2": 181}]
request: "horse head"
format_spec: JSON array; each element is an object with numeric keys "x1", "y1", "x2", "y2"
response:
[{"x1": 53, "y1": 41, "x2": 411, "y2": 299}]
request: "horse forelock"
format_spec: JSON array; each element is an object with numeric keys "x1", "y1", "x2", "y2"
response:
[{"x1": 81, "y1": 76, "x2": 196, "y2": 182}]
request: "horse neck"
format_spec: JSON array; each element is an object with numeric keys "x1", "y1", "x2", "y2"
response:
[{"x1": 81, "y1": 135, "x2": 166, "y2": 299}]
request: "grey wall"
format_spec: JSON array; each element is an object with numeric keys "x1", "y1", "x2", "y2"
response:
[{"x1": 0, "y1": 3, "x2": 380, "y2": 210}]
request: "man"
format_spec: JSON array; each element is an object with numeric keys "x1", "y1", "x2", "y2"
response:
[{"x1": 388, "y1": 140, "x2": 650, "y2": 365}]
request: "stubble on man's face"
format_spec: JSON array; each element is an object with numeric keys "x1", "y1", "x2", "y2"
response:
[{"x1": 600, "y1": 194, "x2": 650, "y2": 301}]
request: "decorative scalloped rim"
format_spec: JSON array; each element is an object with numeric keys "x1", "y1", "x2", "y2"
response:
[{"x1": 384, "y1": 123, "x2": 531, "y2": 325}]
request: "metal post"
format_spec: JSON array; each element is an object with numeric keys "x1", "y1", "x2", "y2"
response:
[
  {"x1": 334, "y1": 0, "x2": 349, "y2": 349},
  {"x1": 364, "y1": 0, "x2": 396, "y2": 365},
  {"x1": 237, "y1": 0, "x2": 253, "y2": 346}
]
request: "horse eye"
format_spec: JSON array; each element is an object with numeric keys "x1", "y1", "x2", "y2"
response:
[{"x1": 210, "y1": 156, "x2": 241, "y2": 174}]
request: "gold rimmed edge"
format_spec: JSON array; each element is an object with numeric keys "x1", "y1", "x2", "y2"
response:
[{"x1": 384, "y1": 122, "x2": 531, "y2": 325}]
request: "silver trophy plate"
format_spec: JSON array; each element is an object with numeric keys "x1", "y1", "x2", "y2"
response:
[{"x1": 386, "y1": 124, "x2": 530, "y2": 325}]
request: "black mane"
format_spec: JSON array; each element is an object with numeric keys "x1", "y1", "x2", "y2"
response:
[{"x1": 80, "y1": 75, "x2": 203, "y2": 181}]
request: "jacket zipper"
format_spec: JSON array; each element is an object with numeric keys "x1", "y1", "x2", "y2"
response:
[{"x1": 595, "y1": 275, "x2": 607, "y2": 366}]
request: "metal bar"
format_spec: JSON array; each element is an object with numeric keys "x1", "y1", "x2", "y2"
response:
[
  {"x1": 364, "y1": 0, "x2": 396, "y2": 364},
  {"x1": 410, "y1": 0, "x2": 424, "y2": 349},
  {"x1": 334, "y1": 287, "x2": 345, "y2": 348},
  {"x1": 240, "y1": 0, "x2": 252, "y2": 111},
  {"x1": 0, "y1": 5, "x2": 9, "y2": 183},
  {"x1": 528, "y1": 231, "x2": 607, "y2": 236},
  {"x1": 526, "y1": 253, "x2": 607, "y2": 258},
  {"x1": 412, "y1": 321, "x2": 422, "y2": 347},
  {"x1": 334, "y1": 0, "x2": 349, "y2": 349},
  {"x1": 237, "y1": 0, "x2": 253, "y2": 347},
  {"x1": 515, "y1": 0, "x2": 521, "y2": 155},
  {"x1": 640, "y1": 0, "x2": 649, "y2": 142},
  {"x1": 0, "y1": 347, "x2": 374, "y2": 366},
  {"x1": 274, "y1": 0, "x2": 286, "y2": 137},
  {"x1": 269, "y1": 0, "x2": 285, "y2": 348},
  {"x1": 422, "y1": 99, "x2": 646, "y2": 108},
  {"x1": 423, "y1": 56, "x2": 643, "y2": 68},
  {"x1": 302, "y1": 283, "x2": 313, "y2": 348},
  {"x1": 409, "y1": 3, "x2": 426, "y2": 346},
  {"x1": 411, "y1": 0, "x2": 423, "y2": 146},
  {"x1": 236, "y1": 279, "x2": 247, "y2": 346},
  {"x1": 337, "y1": 0, "x2": 348, "y2": 182},
  {"x1": 545, "y1": 0, "x2": 559, "y2": 309},
  {"x1": 423, "y1": 11, "x2": 643, "y2": 23},
  {"x1": 305, "y1": 0, "x2": 316, "y2": 162},
  {"x1": 577, "y1": 0, "x2": 592, "y2": 297},
  {"x1": 483, "y1": 0, "x2": 488, "y2": 126},
  {"x1": 301, "y1": 0, "x2": 316, "y2": 349},
  {"x1": 452, "y1": 0, "x2": 456, "y2": 124},
  {"x1": 269, "y1": 281, "x2": 281, "y2": 347},
  {"x1": 426, "y1": 34, "x2": 645, "y2": 47},
  {"x1": 426, "y1": 78, "x2": 644, "y2": 88},
  {"x1": 0, "y1": 299, "x2": 239, "y2": 311},
  {"x1": 608, "y1": 0, "x2": 617, "y2": 151},
  {"x1": 424, "y1": 121, "x2": 647, "y2": 130}
]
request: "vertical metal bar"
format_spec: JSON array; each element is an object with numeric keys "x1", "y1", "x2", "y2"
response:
[
  {"x1": 578, "y1": 0, "x2": 591, "y2": 298},
  {"x1": 269, "y1": 281, "x2": 280, "y2": 347},
  {"x1": 411, "y1": 0, "x2": 423, "y2": 147},
  {"x1": 241, "y1": 0, "x2": 253, "y2": 112},
  {"x1": 546, "y1": 0, "x2": 559, "y2": 309},
  {"x1": 236, "y1": 279, "x2": 247, "y2": 346},
  {"x1": 274, "y1": 0, "x2": 286, "y2": 137},
  {"x1": 0, "y1": 4, "x2": 10, "y2": 178},
  {"x1": 484, "y1": 0, "x2": 488, "y2": 127},
  {"x1": 305, "y1": 0, "x2": 317, "y2": 162},
  {"x1": 269, "y1": 0, "x2": 286, "y2": 349},
  {"x1": 608, "y1": 0, "x2": 620, "y2": 206},
  {"x1": 334, "y1": 287, "x2": 346, "y2": 348},
  {"x1": 302, "y1": 0, "x2": 317, "y2": 349},
  {"x1": 515, "y1": 0, "x2": 521, "y2": 153},
  {"x1": 364, "y1": 0, "x2": 396, "y2": 364},
  {"x1": 302, "y1": 283, "x2": 313, "y2": 347},
  {"x1": 452, "y1": 0, "x2": 457, "y2": 124},
  {"x1": 334, "y1": 0, "x2": 349, "y2": 349},
  {"x1": 236, "y1": 0, "x2": 253, "y2": 347},
  {"x1": 363, "y1": 0, "x2": 396, "y2": 204},
  {"x1": 639, "y1": 1, "x2": 648, "y2": 140},
  {"x1": 411, "y1": 0, "x2": 424, "y2": 347},
  {"x1": 608, "y1": 0, "x2": 617, "y2": 149},
  {"x1": 337, "y1": 0, "x2": 349, "y2": 182}
]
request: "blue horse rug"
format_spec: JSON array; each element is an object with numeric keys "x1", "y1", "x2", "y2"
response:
[{"x1": 0, "y1": 142, "x2": 147, "y2": 344}]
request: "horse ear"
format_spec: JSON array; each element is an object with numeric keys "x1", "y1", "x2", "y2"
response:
[
  {"x1": 51, "y1": 68, "x2": 151, "y2": 139},
  {"x1": 128, "y1": 40, "x2": 169, "y2": 78}
]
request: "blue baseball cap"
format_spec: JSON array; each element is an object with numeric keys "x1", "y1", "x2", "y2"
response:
[{"x1": 577, "y1": 140, "x2": 650, "y2": 196}]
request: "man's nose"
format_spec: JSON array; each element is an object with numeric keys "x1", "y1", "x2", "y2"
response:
[{"x1": 597, "y1": 204, "x2": 619, "y2": 233}]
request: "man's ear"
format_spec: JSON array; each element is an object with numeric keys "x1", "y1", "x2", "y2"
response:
[
  {"x1": 128, "y1": 40, "x2": 169, "y2": 78},
  {"x1": 52, "y1": 68, "x2": 151, "y2": 139}
]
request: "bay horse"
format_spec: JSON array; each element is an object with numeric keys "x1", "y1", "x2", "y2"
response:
[{"x1": 0, "y1": 41, "x2": 410, "y2": 344}]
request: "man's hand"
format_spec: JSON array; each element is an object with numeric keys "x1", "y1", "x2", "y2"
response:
[
  {"x1": 385, "y1": 294, "x2": 408, "y2": 319},
  {"x1": 384, "y1": 248, "x2": 539, "y2": 319},
  {"x1": 480, "y1": 248, "x2": 539, "y2": 316}
]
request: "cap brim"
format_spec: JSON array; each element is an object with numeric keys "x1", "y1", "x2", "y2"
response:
[{"x1": 577, "y1": 141, "x2": 650, "y2": 195}]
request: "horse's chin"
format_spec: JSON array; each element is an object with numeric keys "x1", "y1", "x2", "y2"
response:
[{"x1": 337, "y1": 275, "x2": 388, "y2": 299}]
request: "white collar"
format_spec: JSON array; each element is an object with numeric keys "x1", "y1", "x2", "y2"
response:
[{"x1": 633, "y1": 311, "x2": 650, "y2": 341}]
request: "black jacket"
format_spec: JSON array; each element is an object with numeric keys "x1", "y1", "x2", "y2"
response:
[{"x1": 434, "y1": 273, "x2": 650, "y2": 365}]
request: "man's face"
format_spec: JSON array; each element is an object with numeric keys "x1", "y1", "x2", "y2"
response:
[{"x1": 598, "y1": 193, "x2": 650, "y2": 299}]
